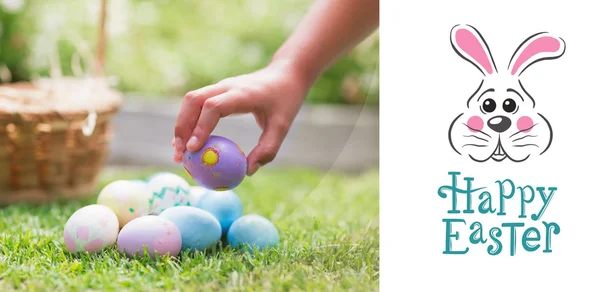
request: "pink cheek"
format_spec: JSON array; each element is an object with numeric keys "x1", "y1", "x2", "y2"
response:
[
  {"x1": 517, "y1": 116, "x2": 534, "y2": 132},
  {"x1": 466, "y1": 116, "x2": 484, "y2": 132}
]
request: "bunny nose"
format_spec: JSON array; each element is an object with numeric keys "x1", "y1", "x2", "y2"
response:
[{"x1": 487, "y1": 116, "x2": 511, "y2": 133}]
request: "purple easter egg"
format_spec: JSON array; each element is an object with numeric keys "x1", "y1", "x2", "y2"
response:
[
  {"x1": 182, "y1": 135, "x2": 247, "y2": 191},
  {"x1": 117, "y1": 215, "x2": 182, "y2": 259}
]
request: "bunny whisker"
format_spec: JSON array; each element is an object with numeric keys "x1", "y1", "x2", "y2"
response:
[
  {"x1": 462, "y1": 123, "x2": 492, "y2": 138},
  {"x1": 513, "y1": 144, "x2": 539, "y2": 148},
  {"x1": 509, "y1": 123, "x2": 538, "y2": 138},
  {"x1": 463, "y1": 135, "x2": 489, "y2": 142},
  {"x1": 462, "y1": 144, "x2": 488, "y2": 148},
  {"x1": 512, "y1": 135, "x2": 537, "y2": 143}
]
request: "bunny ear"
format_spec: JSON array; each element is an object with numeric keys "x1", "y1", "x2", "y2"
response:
[
  {"x1": 508, "y1": 32, "x2": 565, "y2": 76},
  {"x1": 450, "y1": 24, "x2": 497, "y2": 76}
]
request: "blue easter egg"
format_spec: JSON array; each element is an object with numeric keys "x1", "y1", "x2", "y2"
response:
[
  {"x1": 226, "y1": 214, "x2": 279, "y2": 251},
  {"x1": 158, "y1": 206, "x2": 222, "y2": 252},
  {"x1": 195, "y1": 190, "x2": 243, "y2": 234}
]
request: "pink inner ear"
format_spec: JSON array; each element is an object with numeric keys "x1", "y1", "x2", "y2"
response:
[
  {"x1": 511, "y1": 36, "x2": 561, "y2": 75},
  {"x1": 455, "y1": 28, "x2": 493, "y2": 75}
]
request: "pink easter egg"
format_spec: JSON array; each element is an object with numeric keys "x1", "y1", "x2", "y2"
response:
[{"x1": 117, "y1": 215, "x2": 182, "y2": 259}]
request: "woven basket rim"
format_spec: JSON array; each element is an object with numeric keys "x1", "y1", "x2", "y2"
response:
[{"x1": 0, "y1": 78, "x2": 122, "y2": 121}]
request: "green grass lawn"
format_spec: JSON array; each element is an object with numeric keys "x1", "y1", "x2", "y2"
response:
[{"x1": 0, "y1": 167, "x2": 379, "y2": 291}]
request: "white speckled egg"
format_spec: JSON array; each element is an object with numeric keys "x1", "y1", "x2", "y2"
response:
[
  {"x1": 189, "y1": 186, "x2": 208, "y2": 207},
  {"x1": 97, "y1": 180, "x2": 154, "y2": 228},
  {"x1": 146, "y1": 172, "x2": 192, "y2": 215},
  {"x1": 63, "y1": 204, "x2": 119, "y2": 253}
]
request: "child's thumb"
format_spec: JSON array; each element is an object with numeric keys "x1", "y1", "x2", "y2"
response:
[{"x1": 246, "y1": 122, "x2": 288, "y2": 176}]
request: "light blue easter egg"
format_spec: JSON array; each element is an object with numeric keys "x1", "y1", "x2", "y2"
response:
[
  {"x1": 189, "y1": 186, "x2": 209, "y2": 207},
  {"x1": 226, "y1": 214, "x2": 279, "y2": 251},
  {"x1": 195, "y1": 190, "x2": 243, "y2": 234},
  {"x1": 158, "y1": 206, "x2": 221, "y2": 252}
]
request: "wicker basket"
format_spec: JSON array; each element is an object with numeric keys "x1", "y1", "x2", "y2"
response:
[
  {"x1": 0, "y1": 78, "x2": 122, "y2": 205},
  {"x1": 0, "y1": 0, "x2": 120, "y2": 205}
]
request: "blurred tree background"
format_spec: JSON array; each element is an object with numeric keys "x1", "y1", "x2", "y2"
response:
[
  {"x1": 1, "y1": 0, "x2": 378, "y2": 105},
  {"x1": 0, "y1": 0, "x2": 30, "y2": 83}
]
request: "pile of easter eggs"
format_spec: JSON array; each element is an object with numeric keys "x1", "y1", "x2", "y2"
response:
[{"x1": 63, "y1": 135, "x2": 280, "y2": 259}]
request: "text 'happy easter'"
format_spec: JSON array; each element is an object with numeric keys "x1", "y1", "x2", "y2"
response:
[{"x1": 437, "y1": 171, "x2": 560, "y2": 256}]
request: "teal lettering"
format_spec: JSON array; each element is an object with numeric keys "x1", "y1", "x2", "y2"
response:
[
  {"x1": 478, "y1": 191, "x2": 496, "y2": 214},
  {"x1": 496, "y1": 179, "x2": 515, "y2": 216},
  {"x1": 469, "y1": 221, "x2": 487, "y2": 244},
  {"x1": 543, "y1": 221, "x2": 561, "y2": 253},
  {"x1": 502, "y1": 222, "x2": 524, "y2": 256},
  {"x1": 438, "y1": 172, "x2": 485, "y2": 214},
  {"x1": 487, "y1": 227, "x2": 502, "y2": 256},
  {"x1": 522, "y1": 227, "x2": 541, "y2": 252},
  {"x1": 533, "y1": 187, "x2": 557, "y2": 221},
  {"x1": 442, "y1": 218, "x2": 469, "y2": 254},
  {"x1": 518, "y1": 185, "x2": 535, "y2": 219}
]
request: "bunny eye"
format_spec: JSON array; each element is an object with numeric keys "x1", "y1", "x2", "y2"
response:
[
  {"x1": 481, "y1": 98, "x2": 496, "y2": 113},
  {"x1": 502, "y1": 98, "x2": 517, "y2": 113}
]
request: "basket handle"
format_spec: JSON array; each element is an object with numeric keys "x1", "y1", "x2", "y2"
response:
[
  {"x1": 68, "y1": 39, "x2": 101, "y2": 137},
  {"x1": 95, "y1": 0, "x2": 108, "y2": 77},
  {"x1": 34, "y1": 0, "x2": 108, "y2": 137},
  {"x1": 81, "y1": 0, "x2": 108, "y2": 136},
  {"x1": 64, "y1": 0, "x2": 109, "y2": 137}
]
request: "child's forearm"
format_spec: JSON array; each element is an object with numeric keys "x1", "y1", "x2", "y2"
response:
[{"x1": 271, "y1": 0, "x2": 379, "y2": 87}]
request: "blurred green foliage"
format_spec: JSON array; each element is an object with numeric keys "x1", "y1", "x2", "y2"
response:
[
  {"x1": 0, "y1": 0, "x2": 30, "y2": 83},
  {"x1": 8, "y1": 0, "x2": 378, "y2": 105}
]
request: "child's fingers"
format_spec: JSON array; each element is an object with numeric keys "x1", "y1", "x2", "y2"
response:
[
  {"x1": 186, "y1": 90, "x2": 255, "y2": 152},
  {"x1": 173, "y1": 150, "x2": 184, "y2": 163},
  {"x1": 174, "y1": 84, "x2": 228, "y2": 151},
  {"x1": 172, "y1": 137, "x2": 180, "y2": 163},
  {"x1": 246, "y1": 119, "x2": 289, "y2": 176}
]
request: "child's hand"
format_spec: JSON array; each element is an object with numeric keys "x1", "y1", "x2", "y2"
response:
[
  {"x1": 173, "y1": 60, "x2": 309, "y2": 176},
  {"x1": 173, "y1": 0, "x2": 378, "y2": 176}
]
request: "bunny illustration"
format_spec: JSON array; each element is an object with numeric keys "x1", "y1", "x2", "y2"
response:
[{"x1": 448, "y1": 24, "x2": 565, "y2": 162}]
